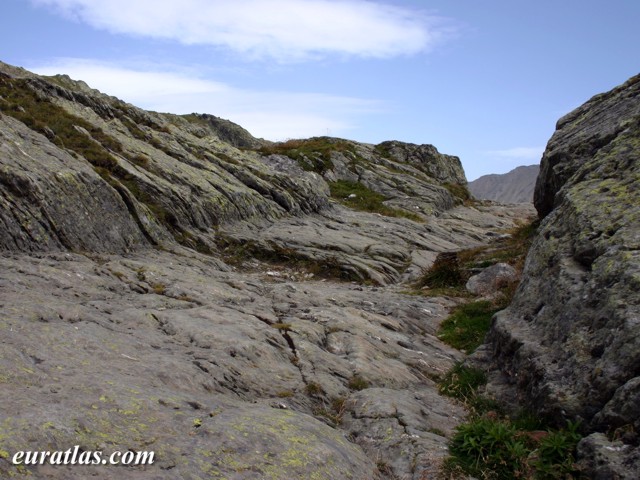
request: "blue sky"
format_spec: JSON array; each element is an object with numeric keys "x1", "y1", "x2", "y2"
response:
[{"x1": 1, "y1": 0, "x2": 639, "y2": 180}]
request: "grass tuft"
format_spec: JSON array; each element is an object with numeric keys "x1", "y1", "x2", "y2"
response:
[
  {"x1": 328, "y1": 180, "x2": 424, "y2": 222},
  {"x1": 348, "y1": 374, "x2": 369, "y2": 391},
  {"x1": 438, "y1": 300, "x2": 499, "y2": 353}
]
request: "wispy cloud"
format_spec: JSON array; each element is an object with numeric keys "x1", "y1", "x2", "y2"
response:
[
  {"x1": 30, "y1": 58, "x2": 381, "y2": 140},
  {"x1": 30, "y1": 0, "x2": 453, "y2": 62},
  {"x1": 487, "y1": 147, "x2": 544, "y2": 161}
]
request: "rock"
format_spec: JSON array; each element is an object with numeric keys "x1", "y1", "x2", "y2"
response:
[
  {"x1": 0, "y1": 114, "x2": 151, "y2": 252},
  {"x1": 0, "y1": 249, "x2": 465, "y2": 479},
  {"x1": 465, "y1": 262, "x2": 518, "y2": 296},
  {"x1": 577, "y1": 433, "x2": 640, "y2": 480},
  {"x1": 375, "y1": 140, "x2": 467, "y2": 185},
  {"x1": 534, "y1": 74, "x2": 640, "y2": 218},
  {"x1": 0, "y1": 60, "x2": 538, "y2": 479},
  {"x1": 480, "y1": 73, "x2": 640, "y2": 478}
]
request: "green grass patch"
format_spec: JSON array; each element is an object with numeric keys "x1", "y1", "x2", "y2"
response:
[
  {"x1": 438, "y1": 300, "x2": 499, "y2": 353},
  {"x1": 438, "y1": 362, "x2": 583, "y2": 479},
  {"x1": 328, "y1": 180, "x2": 423, "y2": 222},
  {"x1": 446, "y1": 417, "x2": 583, "y2": 480},
  {"x1": 439, "y1": 363, "x2": 487, "y2": 403}
]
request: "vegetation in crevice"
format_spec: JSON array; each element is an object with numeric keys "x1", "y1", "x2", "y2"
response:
[
  {"x1": 430, "y1": 217, "x2": 581, "y2": 479},
  {"x1": 216, "y1": 237, "x2": 366, "y2": 283},
  {"x1": 443, "y1": 182, "x2": 473, "y2": 205},
  {"x1": 347, "y1": 374, "x2": 369, "y2": 391},
  {"x1": 439, "y1": 362, "x2": 583, "y2": 479},
  {"x1": 417, "y1": 218, "x2": 538, "y2": 298},
  {"x1": 313, "y1": 396, "x2": 349, "y2": 427},
  {"x1": 328, "y1": 179, "x2": 424, "y2": 222},
  {"x1": 437, "y1": 300, "x2": 502, "y2": 354},
  {"x1": 425, "y1": 221, "x2": 538, "y2": 355}
]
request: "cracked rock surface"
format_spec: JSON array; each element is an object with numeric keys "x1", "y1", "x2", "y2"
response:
[
  {"x1": 0, "y1": 248, "x2": 470, "y2": 479},
  {"x1": 0, "y1": 60, "x2": 535, "y2": 478}
]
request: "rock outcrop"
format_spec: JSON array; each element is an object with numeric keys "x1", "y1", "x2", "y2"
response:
[
  {"x1": 468, "y1": 164, "x2": 539, "y2": 204},
  {"x1": 0, "y1": 61, "x2": 536, "y2": 479},
  {"x1": 481, "y1": 73, "x2": 640, "y2": 477}
]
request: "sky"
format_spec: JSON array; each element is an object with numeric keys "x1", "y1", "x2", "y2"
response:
[{"x1": 1, "y1": 1, "x2": 639, "y2": 180}]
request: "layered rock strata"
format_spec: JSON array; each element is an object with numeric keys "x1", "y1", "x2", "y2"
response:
[{"x1": 0, "y1": 61, "x2": 534, "y2": 479}]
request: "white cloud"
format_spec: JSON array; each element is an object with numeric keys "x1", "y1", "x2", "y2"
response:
[
  {"x1": 487, "y1": 147, "x2": 544, "y2": 161},
  {"x1": 30, "y1": 0, "x2": 451, "y2": 61},
  {"x1": 30, "y1": 58, "x2": 381, "y2": 140}
]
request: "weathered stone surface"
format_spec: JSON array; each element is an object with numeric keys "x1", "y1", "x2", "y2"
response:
[
  {"x1": 0, "y1": 61, "x2": 538, "y2": 479},
  {"x1": 480, "y1": 73, "x2": 640, "y2": 478},
  {"x1": 0, "y1": 115, "x2": 150, "y2": 252},
  {"x1": 534, "y1": 74, "x2": 640, "y2": 218},
  {"x1": 0, "y1": 249, "x2": 466, "y2": 479},
  {"x1": 577, "y1": 433, "x2": 640, "y2": 480},
  {"x1": 465, "y1": 262, "x2": 518, "y2": 296},
  {"x1": 375, "y1": 140, "x2": 466, "y2": 185}
]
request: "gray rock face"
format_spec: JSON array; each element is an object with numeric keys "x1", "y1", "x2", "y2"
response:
[
  {"x1": 0, "y1": 249, "x2": 465, "y2": 479},
  {"x1": 534, "y1": 74, "x2": 640, "y2": 218},
  {"x1": 0, "y1": 115, "x2": 149, "y2": 252},
  {"x1": 0, "y1": 61, "x2": 470, "y2": 283},
  {"x1": 375, "y1": 140, "x2": 467, "y2": 185},
  {"x1": 481, "y1": 73, "x2": 640, "y2": 477},
  {"x1": 468, "y1": 165, "x2": 539, "y2": 203}
]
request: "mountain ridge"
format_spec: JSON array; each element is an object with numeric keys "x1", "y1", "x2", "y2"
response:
[{"x1": 468, "y1": 164, "x2": 539, "y2": 203}]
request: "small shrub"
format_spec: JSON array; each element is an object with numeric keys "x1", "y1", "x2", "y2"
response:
[
  {"x1": 348, "y1": 374, "x2": 369, "y2": 391},
  {"x1": 305, "y1": 382, "x2": 323, "y2": 396},
  {"x1": 313, "y1": 396, "x2": 348, "y2": 426},
  {"x1": 443, "y1": 182, "x2": 473, "y2": 204},
  {"x1": 135, "y1": 267, "x2": 146, "y2": 282},
  {"x1": 533, "y1": 421, "x2": 582, "y2": 478},
  {"x1": 448, "y1": 416, "x2": 529, "y2": 479},
  {"x1": 416, "y1": 252, "x2": 464, "y2": 289},
  {"x1": 446, "y1": 417, "x2": 582, "y2": 480},
  {"x1": 110, "y1": 270, "x2": 126, "y2": 280}
]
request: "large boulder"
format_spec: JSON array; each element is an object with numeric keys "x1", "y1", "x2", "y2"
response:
[
  {"x1": 465, "y1": 262, "x2": 518, "y2": 296},
  {"x1": 534, "y1": 74, "x2": 640, "y2": 218},
  {"x1": 482, "y1": 73, "x2": 640, "y2": 476}
]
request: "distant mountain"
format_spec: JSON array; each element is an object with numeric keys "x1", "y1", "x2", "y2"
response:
[{"x1": 468, "y1": 164, "x2": 539, "y2": 203}]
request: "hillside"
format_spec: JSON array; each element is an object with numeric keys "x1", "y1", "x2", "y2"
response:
[
  {"x1": 468, "y1": 164, "x2": 539, "y2": 203},
  {"x1": 0, "y1": 61, "x2": 535, "y2": 479}
]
